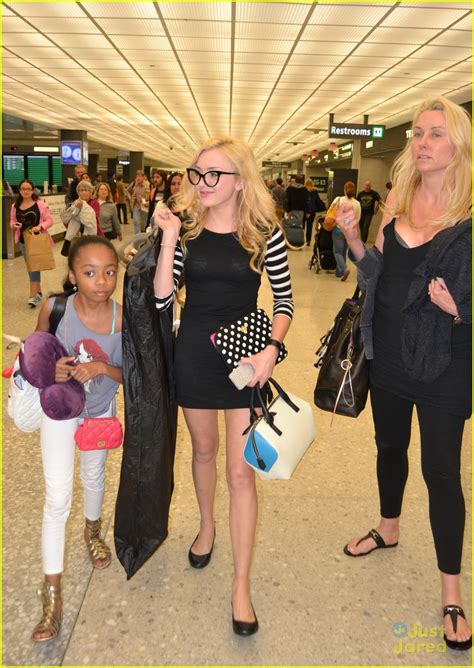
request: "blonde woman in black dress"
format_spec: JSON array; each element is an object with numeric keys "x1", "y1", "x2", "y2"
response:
[{"x1": 153, "y1": 137, "x2": 293, "y2": 636}]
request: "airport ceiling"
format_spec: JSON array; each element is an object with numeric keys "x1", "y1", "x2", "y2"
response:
[{"x1": 2, "y1": 1, "x2": 472, "y2": 168}]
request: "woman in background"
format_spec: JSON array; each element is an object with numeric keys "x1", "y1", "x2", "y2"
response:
[
  {"x1": 10, "y1": 178, "x2": 53, "y2": 307},
  {"x1": 95, "y1": 183, "x2": 122, "y2": 241}
]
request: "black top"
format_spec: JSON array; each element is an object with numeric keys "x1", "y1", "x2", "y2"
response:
[
  {"x1": 16, "y1": 202, "x2": 40, "y2": 243},
  {"x1": 371, "y1": 220, "x2": 471, "y2": 417},
  {"x1": 357, "y1": 189, "x2": 381, "y2": 215}
]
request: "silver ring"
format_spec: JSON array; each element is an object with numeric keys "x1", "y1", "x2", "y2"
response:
[{"x1": 343, "y1": 218, "x2": 350, "y2": 225}]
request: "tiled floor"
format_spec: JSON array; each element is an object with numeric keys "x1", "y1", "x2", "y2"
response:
[{"x1": 2, "y1": 227, "x2": 471, "y2": 666}]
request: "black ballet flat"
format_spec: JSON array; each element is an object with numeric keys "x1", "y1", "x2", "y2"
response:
[
  {"x1": 232, "y1": 603, "x2": 259, "y2": 637},
  {"x1": 188, "y1": 529, "x2": 215, "y2": 569},
  {"x1": 443, "y1": 605, "x2": 472, "y2": 651}
]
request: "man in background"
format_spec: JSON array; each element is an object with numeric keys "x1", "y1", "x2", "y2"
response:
[{"x1": 356, "y1": 180, "x2": 381, "y2": 243}]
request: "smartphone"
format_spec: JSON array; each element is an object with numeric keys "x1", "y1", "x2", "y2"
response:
[{"x1": 228, "y1": 364, "x2": 255, "y2": 390}]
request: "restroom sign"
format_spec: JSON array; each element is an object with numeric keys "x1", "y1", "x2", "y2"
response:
[{"x1": 329, "y1": 122, "x2": 385, "y2": 139}]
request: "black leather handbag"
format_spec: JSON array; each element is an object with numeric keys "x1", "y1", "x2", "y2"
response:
[{"x1": 314, "y1": 288, "x2": 368, "y2": 421}]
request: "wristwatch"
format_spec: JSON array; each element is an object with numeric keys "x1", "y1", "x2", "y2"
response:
[{"x1": 267, "y1": 338, "x2": 283, "y2": 351}]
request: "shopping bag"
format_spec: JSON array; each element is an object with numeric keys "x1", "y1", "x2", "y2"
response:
[{"x1": 23, "y1": 230, "x2": 55, "y2": 272}]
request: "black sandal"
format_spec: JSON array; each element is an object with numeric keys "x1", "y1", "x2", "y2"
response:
[
  {"x1": 443, "y1": 605, "x2": 472, "y2": 651},
  {"x1": 343, "y1": 528, "x2": 398, "y2": 557}
]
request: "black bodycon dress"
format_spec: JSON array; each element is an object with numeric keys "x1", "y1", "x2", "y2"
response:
[{"x1": 155, "y1": 227, "x2": 294, "y2": 409}]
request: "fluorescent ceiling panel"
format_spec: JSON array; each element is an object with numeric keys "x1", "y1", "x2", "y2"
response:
[
  {"x1": 2, "y1": 32, "x2": 52, "y2": 47},
  {"x1": 308, "y1": 4, "x2": 392, "y2": 26},
  {"x1": 343, "y1": 55, "x2": 401, "y2": 68},
  {"x1": 109, "y1": 35, "x2": 171, "y2": 50},
  {"x1": 412, "y1": 45, "x2": 471, "y2": 61},
  {"x1": 235, "y1": 22, "x2": 301, "y2": 41},
  {"x1": 366, "y1": 26, "x2": 441, "y2": 44},
  {"x1": 4, "y1": 2, "x2": 87, "y2": 17},
  {"x1": 51, "y1": 34, "x2": 112, "y2": 48},
  {"x1": 354, "y1": 43, "x2": 417, "y2": 58},
  {"x1": 166, "y1": 20, "x2": 231, "y2": 40},
  {"x1": 235, "y1": 39, "x2": 294, "y2": 54},
  {"x1": 302, "y1": 24, "x2": 371, "y2": 42},
  {"x1": 173, "y1": 36, "x2": 230, "y2": 51},
  {"x1": 234, "y1": 52, "x2": 287, "y2": 66},
  {"x1": 2, "y1": 17, "x2": 37, "y2": 32},
  {"x1": 5, "y1": 46, "x2": 65, "y2": 59},
  {"x1": 236, "y1": 3, "x2": 310, "y2": 25},
  {"x1": 452, "y1": 15, "x2": 473, "y2": 30},
  {"x1": 294, "y1": 41, "x2": 357, "y2": 56},
  {"x1": 159, "y1": 2, "x2": 231, "y2": 21},
  {"x1": 95, "y1": 19, "x2": 166, "y2": 36},
  {"x1": 288, "y1": 53, "x2": 345, "y2": 67},
  {"x1": 381, "y1": 7, "x2": 469, "y2": 28},
  {"x1": 82, "y1": 2, "x2": 158, "y2": 19},
  {"x1": 430, "y1": 31, "x2": 472, "y2": 48},
  {"x1": 29, "y1": 18, "x2": 101, "y2": 33}
]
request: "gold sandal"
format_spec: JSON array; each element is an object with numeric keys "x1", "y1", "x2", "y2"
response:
[
  {"x1": 31, "y1": 582, "x2": 62, "y2": 643},
  {"x1": 84, "y1": 519, "x2": 112, "y2": 570}
]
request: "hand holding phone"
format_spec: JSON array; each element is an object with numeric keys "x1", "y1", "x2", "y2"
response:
[{"x1": 228, "y1": 363, "x2": 255, "y2": 390}]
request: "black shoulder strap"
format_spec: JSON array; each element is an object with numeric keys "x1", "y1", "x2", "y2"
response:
[{"x1": 49, "y1": 295, "x2": 68, "y2": 335}]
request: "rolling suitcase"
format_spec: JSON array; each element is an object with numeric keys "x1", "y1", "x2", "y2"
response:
[{"x1": 283, "y1": 210, "x2": 305, "y2": 247}]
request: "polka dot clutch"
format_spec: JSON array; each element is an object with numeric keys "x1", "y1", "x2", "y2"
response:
[{"x1": 213, "y1": 309, "x2": 288, "y2": 371}]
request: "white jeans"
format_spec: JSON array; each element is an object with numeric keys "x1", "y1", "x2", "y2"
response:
[{"x1": 39, "y1": 404, "x2": 112, "y2": 575}]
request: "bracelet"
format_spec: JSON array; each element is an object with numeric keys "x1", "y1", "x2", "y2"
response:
[
  {"x1": 160, "y1": 243, "x2": 176, "y2": 248},
  {"x1": 266, "y1": 338, "x2": 282, "y2": 352}
]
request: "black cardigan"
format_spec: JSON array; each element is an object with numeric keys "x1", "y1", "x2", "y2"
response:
[{"x1": 353, "y1": 218, "x2": 471, "y2": 382}]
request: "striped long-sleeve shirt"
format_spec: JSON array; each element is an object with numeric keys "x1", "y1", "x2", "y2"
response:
[{"x1": 155, "y1": 227, "x2": 294, "y2": 320}]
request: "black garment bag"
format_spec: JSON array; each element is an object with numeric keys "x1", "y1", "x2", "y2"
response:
[{"x1": 114, "y1": 231, "x2": 177, "y2": 578}]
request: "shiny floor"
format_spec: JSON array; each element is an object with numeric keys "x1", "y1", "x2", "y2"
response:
[{"x1": 2, "y1": 224, "x2": 471, "y2": 666}]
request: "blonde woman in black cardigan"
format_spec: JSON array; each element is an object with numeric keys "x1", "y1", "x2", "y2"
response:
[{"x1": 336, "y1": 97, "x2": 471, "y2": 652}]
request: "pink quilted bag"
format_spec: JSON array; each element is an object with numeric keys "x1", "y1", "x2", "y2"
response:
[{"x1": 74, "y1": 417, "x2": 123, "y2": 451}]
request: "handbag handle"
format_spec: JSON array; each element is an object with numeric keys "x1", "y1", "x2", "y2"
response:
[{"x1": 244, "y1": 377, "x2": 300, "y2": 435}]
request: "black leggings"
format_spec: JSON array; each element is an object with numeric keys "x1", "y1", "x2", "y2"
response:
[{"x1": 370, "y1": 385, "x2": 466, "y2": 575}]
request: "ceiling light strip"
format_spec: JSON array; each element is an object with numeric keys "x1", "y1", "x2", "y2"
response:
[
  {"x1": 229, "y1": 2, "x2": 236, "y2": 136},
  {"x1": 153, "y1": 1, "x2": 211, "y2": 142},
  {"x1": 2, "y1": 3, "x2": 189, "y2": 160},
  {"x1": 246, "y1": 2, "x2": 318, "y2": 144},
  {"x1": 78, "y1": 1, "x2": 199, "y2": 150},
  {"x1": 253, "y1": 2, "x2": 403, "y2": 160}
]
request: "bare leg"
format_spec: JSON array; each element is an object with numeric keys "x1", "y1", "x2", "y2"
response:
[
  {"x1": 441, "y1": 572, "x2": 472, "y2": 643},
  {"x1": 225, "y1": 408, "x2": 257, "y2": 623},
  {"x1": 183, "y1": 408, "x2": 219, "y2": 554},
  {"x1": 345, "y1": 517, "x2": 400, "y2": 555},
  {"x1": 30, "y1": 280, "x2": 41, "y2": 297}
]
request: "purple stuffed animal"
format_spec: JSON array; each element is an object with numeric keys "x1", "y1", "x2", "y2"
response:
[{"x1": 19, "y1": 332, "x2": 85, "y2": 420}]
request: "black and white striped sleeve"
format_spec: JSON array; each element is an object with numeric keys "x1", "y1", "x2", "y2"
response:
[
  {"x1": 264, "y1": 227, "x2": 294, "y2": 320},
  {"x1": 154, "y1": 242, "x2": 184, "y2": 312}
]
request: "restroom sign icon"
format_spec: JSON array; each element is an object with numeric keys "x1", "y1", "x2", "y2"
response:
[{"x1": 372, "y1": 125, "x2": 385, "y2": 139}]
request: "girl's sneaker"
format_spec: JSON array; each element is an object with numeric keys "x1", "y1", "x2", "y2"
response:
[{"x1": 27, "y1": 292, "x2": 42, "y2": 308}]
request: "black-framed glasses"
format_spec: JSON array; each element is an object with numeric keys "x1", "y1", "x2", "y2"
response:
[{"x1": 186, "y1": 167, "x2": 238, "y2": 188}]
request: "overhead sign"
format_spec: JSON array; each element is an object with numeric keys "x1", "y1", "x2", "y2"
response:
[
  {"x1": 310, "y1": 176, "x2": 328, "y2": 193},
  {"x1": 329, "y1": 122, "x2": 385, "y2": 139},
  {"x1": 262, "y1": 161, "x2": 292, "y2": 167},
  {"x1": 61, "y1": 141, "x2": 82, "y2": 165}
]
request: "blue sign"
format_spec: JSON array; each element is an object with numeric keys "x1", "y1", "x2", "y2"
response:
[{"x1": 61, "y1": 141, "x2": 83, "y2": 165}]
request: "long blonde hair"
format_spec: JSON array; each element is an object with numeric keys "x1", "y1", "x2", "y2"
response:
[
  {"x1": 389, "y1": 97, "x2": 471, "y2": 227},
  {"x1": 172, "y1": 136, "x2": 281, "y2": 273}
]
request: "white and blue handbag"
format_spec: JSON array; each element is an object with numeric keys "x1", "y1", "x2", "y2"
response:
[{"x1": 243, "y1": 378, "x2": 316, "y2": 480}]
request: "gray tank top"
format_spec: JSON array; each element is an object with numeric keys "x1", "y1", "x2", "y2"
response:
[{"x1": 51, "y1": 295, "x2": 122, "y2": 418}]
